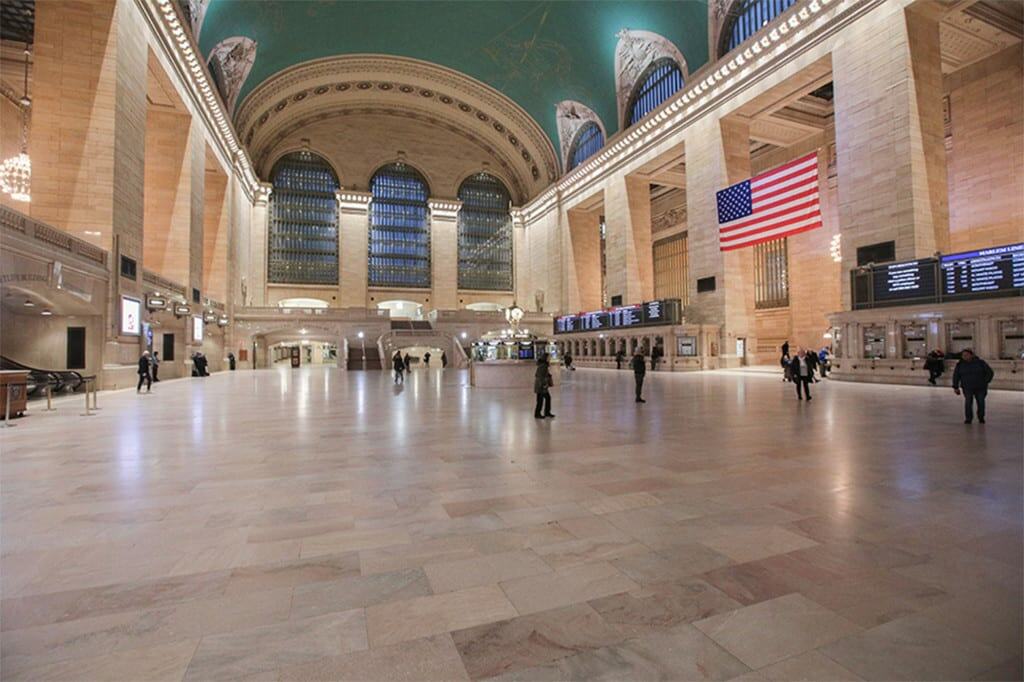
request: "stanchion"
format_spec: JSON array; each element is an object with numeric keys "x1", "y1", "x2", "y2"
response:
[
  {"x1": 44, "y1": 384, "x2": 55, "y2": 411},
  {"x1": 90, "y1": 382, "x2": 100, "y2": 411},
  {"x1": 3, "y1": 383, "x2": 15, "y2": 427},
  {"x1": 81, "y1": 378, "x2": 95, "y2": 417}
]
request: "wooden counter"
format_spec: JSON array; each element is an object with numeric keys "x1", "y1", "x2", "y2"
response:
[{"x1": 0, "y1": 370, "x2": 29, "y2": 418}]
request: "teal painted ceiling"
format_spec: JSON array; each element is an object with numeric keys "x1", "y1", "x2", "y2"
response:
[{"x1": 199, "y1": 0, "x2": 709, "y2": 147}]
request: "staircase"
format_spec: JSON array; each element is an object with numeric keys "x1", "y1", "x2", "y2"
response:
[{"x1": 346, "y1": 346, "x2": 382, "y2": 370}]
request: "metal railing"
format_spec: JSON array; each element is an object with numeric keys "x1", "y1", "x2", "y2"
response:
[{"x1": 0, "y1": 205, "x2": 108, "y2": 267}]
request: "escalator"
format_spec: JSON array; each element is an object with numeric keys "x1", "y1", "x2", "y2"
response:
[
  {"x1": 0, "y1": 357, "x2": 84, "y2": 396},
  {"x1": 346, "y1": 347, "x2": 382, "y2": 370}
]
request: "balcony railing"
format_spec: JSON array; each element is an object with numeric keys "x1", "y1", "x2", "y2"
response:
[{"x1": 0, "y1": 205, "x2": 108, "y2": 267}]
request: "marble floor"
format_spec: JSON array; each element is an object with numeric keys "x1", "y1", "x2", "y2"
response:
[{"x1": 1, "y1": 366, "x2": 1021, "y2": 681}]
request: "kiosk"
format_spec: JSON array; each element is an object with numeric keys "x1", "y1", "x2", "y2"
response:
[{"x1": 469, "y1": 305, "x2": 560, "y2": 389}]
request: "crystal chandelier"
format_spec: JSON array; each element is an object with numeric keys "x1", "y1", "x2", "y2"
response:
[{"x1": 1, "y1": 49, "x2": 31, "y2": 203}]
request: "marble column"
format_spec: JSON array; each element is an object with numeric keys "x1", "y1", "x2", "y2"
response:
[
  {"x1": 249, "y1": 183, "x2": 271, "y2": 306},
  {"x1": 338, "y1": 191, "x2": 371, "y2": 308},
  {"x1": 429, "y1": 199, "x2": 461, "y2": 311}
]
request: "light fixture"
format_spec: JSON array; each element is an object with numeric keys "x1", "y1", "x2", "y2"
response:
[
  {"x1": 460, "y1": 331, "x2": 467, "y2": 339},
  {"x1": 357, "y1": 331, "x2": 364, "y2": 339},
  {"x1": 1, "y1": 48, "x2": 31, "y2": 202},
  {"x1": 23, "y1": 299, "x2": 34, "y2": 307},
  {"x1": 829, "y1": 234, "x2": 842, "y2": 263},
  {"x1": 40, "y1": 309, "x2": 52, "y2": 316}
]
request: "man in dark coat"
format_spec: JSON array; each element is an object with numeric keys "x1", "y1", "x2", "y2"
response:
[
  {"x1": 924, "y1": 349, "x2": 945, "y2": 385},
  {"x1": 533, "y1": 357, "x2": 554, "y2": 419},
  {"x1": 631, "y1": 349, "x2": 647, "y2": 403},
  {"x1": 137, "y1": 351, "x2": 152, "y2": 393},
  {"x1": 952, "y1": 349, "x2": 994, "y2": 423}
]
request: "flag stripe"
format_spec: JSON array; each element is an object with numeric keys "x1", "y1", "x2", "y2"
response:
[
  {"x1": 721, "y1": 221, "x2": 823, "y2": 251},
  {"x1": 717, "y1": 151, "x2": 822, "y2": 252}
]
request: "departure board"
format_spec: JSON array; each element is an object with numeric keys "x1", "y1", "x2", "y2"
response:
[
  {"x1": 940, "y1": 242, "x2": 1024, "y2": 299},
  {"x1": 554, "y1": 299, "x2": 681, "y2": 334},
  {"x1": 872, "y1": 258, "x2": 937, "y2": 304}
]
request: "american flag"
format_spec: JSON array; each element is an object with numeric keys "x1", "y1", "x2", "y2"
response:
[{"x1": 716, "y1": 151, "x2": 822, "y2": 251}]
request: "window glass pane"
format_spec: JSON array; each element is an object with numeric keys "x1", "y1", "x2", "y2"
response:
[
  {"x1": 754, "y1": 237, "x2": 789, "y2": 309},
  {"x1": 627, "y1": 60, "x2": 684, "y2": 127},
  {"x1": 269, "y1": 152, "x2": 339, "y2": 285},
  {"x1": 568, "y1": 123, "x2": 604, "y2": 171},
  {"x1": 369, "y1": 164, "x2": 431, "y2": 288},
  {"x1": 457, "y1": 173, "x2": 513, "y2": 291},
  {"x1": 724, "y1": 0, "x2": 797, "y2": 54},
  {"x1": 653, "y1": 233, "x2": 689, "y2": 306}
]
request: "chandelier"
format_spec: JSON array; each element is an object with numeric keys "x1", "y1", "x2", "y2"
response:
[{"x1": 1, "y1": 48, "x2": 31, "y2": 203}]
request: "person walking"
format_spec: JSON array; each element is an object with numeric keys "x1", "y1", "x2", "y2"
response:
[
  {"x1": 423, "y1": 351, "x2": 431, "y2": 368},
  {"x1": 650, "y1": 345, "x2": 662, "y2": 371},
  {"x1": 953, "y1": 349, "x2": 994, "y2": 424},
  {"x1": 403, "y1": 353, "x2": 412, "y2": 371},
  {"x1": 631, "y1": 349, "x2": 647, "y2": 403},
  {"x1": 792, "y1": 349, "x2": 814, "y2": 401},
  {"x1": 533, "y1": 356, "x2": 555, "y2": 419},
  {"x1": 151, "y1": 351, "x2": 161, "y2": 382},
  {"x1": 817, "y1": 347, "x2": 830, "y2": 379},
  {"x1": 805, "y1": 348, "x2": 820, "y2": 382},
  {"x1": 392, "y1": 351, "x2": 405, "y2": 384},
  {"x1": 924, "y1": 349, "x2": 945, "y2": 385},
  {"x1": 615, "y1": 349, "x2": 625, "y2": 370},
  {"x1": 780, "y1": 340, "x2": 791, "y2": 382},
  {"x1": 441, "y1": 351, "x2": 448, "y2": 368},
  {"x1": 563, "y1": 352, "x2": 575, "y2": 371},
  {"x1": 137, "y1": 351, "x2": 152, "y2": 393}
]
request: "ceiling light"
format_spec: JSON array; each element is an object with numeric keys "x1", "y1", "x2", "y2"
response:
[
  {"x1": 40, "y1": 309, "x2": 52, "y2": 316},
  {"x1": 23, "y1": 299, "x2": 34, "y2": 307}
]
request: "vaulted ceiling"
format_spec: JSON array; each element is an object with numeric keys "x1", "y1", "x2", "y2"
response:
[{"x1": 197, "y1": 0, "x2": 709, "y2": 149}]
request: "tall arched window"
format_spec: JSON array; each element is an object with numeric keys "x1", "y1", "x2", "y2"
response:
[
  {"x1": 457, "y1": 173, "x2": 513, "y2": 291},
  {"x1": 626, "y1": 59, "x2": 684, "y2": 128},
  {"x1": 720, "y1": 0, "x2": 797, "y2": 56},
  {"x1": 567, "y1": 123, "x2": 605, "y2": 171},
  {"x1": 369, "y1": 163, "x2": 431, "y2": 288},
  {"x1": 269, "y1": 151, "x2": 339, "y2": 285}
]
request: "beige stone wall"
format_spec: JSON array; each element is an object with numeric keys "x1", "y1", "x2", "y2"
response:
[
  {"x1": 946, "y1": 46, "x2": 1024, "y2": 252},
  {"x1": 143, "y1": 108, "x2": 193, "y2": 285},
  {"x1": 567, "y1": 208, "x2": 603, "y2": 311},
  {"x1": 0, "y1": 312, "x2": 105, "y2": 377},
  {"x1": 203, "y1": 159, "x2": 229, "y2": 302}
]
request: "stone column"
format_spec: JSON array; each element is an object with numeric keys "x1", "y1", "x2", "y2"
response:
[
  {"x1": 338, "y1": 191, "x2": 371, "y2": 308},
  {"x1": 683, "y1": 115, "x2": 757, "y2": 368},
  {"x1": 511, "y1": 208, "x2": 527, "y2": 305},
  {"x1": 566, "y1": 208, "x2": 603, "y2": 311},
  {"x1": 603, "y1": 175, "x2": 654, "y2": 305},
  {"x1": 833, "y1": 3, "x2": 950, "y2": 307},
  {"x1": 249, "y1": 183, "x2": 271, "y2": 306},
  {"x1": 429, "y1": 199, "x2": 461, "y2": 311}
]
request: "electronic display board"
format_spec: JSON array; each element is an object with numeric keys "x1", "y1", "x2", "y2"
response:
[
  {"x1": 554, "y1": 299, "x2": 681, "y2": 334},
  {"x1": 940, "y1": 242, "x2": 1024, "y2": 299},
  {"x1": 872, "y1": 258, "x2": 937, "y2": 304}
]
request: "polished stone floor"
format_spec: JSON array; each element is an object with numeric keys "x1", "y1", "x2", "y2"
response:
[{"x1": 1, "y1": 366, "x2": 1021, "y2": 681}]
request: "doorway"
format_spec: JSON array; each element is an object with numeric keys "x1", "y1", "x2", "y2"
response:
[{"x1": 66, "y1": 327, "x2": 86, "y2": 369}]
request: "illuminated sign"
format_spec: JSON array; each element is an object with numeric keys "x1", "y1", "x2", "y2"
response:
[
  {"x1": 554, "y1": 299, "x2": 682, "y2": 334},
  {"x1": 192, "y1": 315, "x2": 204, "y2": 343},
  {"x1": 146, "y1": 295, "x2": 167, "y2": 310},
  {"x1": 120, "y1": 296, "x2": 141, "y2": 336},
  {"x1": 941, "y1": 242, "x2": 1024, "y2": 299}
]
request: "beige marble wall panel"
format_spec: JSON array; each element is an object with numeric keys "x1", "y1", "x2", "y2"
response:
[
  {"x1": 203, "y1": 162, "x2": 230, "y2": 302},
  {"x1": 143, "y1": 109, "x2": 192, "y2": 287},
  {"x1": 946, "y1": 46, "x2": 1024, "y2": 252},
  {"x1": 338, "y1": 196, "x2": 370, "y2": 308},
  {"x1": 430, "y1": 207, "x2": 459, "y2": 310},
  {"x1": 567, "y1": 208, "x2": 603, "y2": 311},
  {"x1": 188, "y1": 118, "x2": 205, "y2": 300}
]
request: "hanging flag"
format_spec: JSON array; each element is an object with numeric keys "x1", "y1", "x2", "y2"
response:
[{"x1": 716, "y1": 151, "x2": 822, "y2": 251}]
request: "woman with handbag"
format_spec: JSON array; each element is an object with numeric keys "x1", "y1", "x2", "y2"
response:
[{"x1": 534, "y1": 356, "x2": 555, "y2": 419}]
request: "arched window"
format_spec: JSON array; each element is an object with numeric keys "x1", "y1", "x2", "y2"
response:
[
  {"x1": 721, "y1": 0, "x2": 797, "y2": 56},
  {"x1": 458, "y1": 173, "x2": 513, "y2": 291},
  {"x1": 369, "y1": 163, "x2": 431, "y2": 288},
  {"x1": 567, "y1": 123, "x2": 605, "y2": 171},
  {"x1": 268, "y1": 151, "x2": 339, "y2": 285},
  {"x1": 626, "y1": 59, "x2": 684, "y2": 128}
]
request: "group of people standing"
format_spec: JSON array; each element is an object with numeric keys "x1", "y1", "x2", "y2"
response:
[
  {"x1": 535, "y1": 348, "x2": 651, "y2": 417},
  {"x1": 780, "y1": 341, "x2": 829, "y2": 401}
]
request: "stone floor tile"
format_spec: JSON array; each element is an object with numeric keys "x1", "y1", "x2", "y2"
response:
[
  {"x1": 820, "y1": 611, "x2": 1006, "y2": 681},
  {"x1": 224, "y1": 552, "x2": 361, "y2": 595},
  {"x1": 700, "y1": 526, "x2": 819, "y2": 564},
  {"x1": 499, "y1": 561, "x2": 638, "y2": 616},
  {"x1": 424, "y1": 550, "x2": 551, "y2": 594},
  {"x1": 610, "y1": 545, "x2": 733, "y2": 586},
  {"x1": 533, "y1": 535, "x2": 648, "y2": 571},
  {"x1": 756, "y1": 650, "x2": 864, "y2": 681},
  {"x1": 588, "y1": 577, "x2": 742, "y2": 637},
  {"x1": 694, "y1": 593, "x2": 862, "y2": 669},
  {"x1": 365, "y1": 585, "x2": 517, "y2": 647},
  {"x1": 583, "y1": 492, "x2": 663, "y2": 515},
  {"x1": 183, "y1": 609, "x2": 368, "y2": 681},
  {"x1": 451, "y1": 603, "x2": 624, "y2": 679},
  {"x1": 278, "y1": 633, "x2": 470, "y2": 681},
  {"x1": 3, "y1": 639, "x2": 199, "y2": 682},
  {"x1": 290, "y1": 567, "x2": 432, "y2": 618}
]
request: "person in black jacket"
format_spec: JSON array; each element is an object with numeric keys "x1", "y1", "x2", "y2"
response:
[
  {"x1": 392, "y1": 351, "x2": 405, "y2": 384},
  {"x1": 952, "y1": 349, "x2": 994, "y2": 423},
  {"x1": 137, "y1": 351, "x2": 152, "y2": 393},
  {"x1": 792, "y1": 349, "x2": 814, "y2": 401},
  {"x1": 615, "y1": 350, "x2": 625, "y2": 370},
  {"x1": 780, "y1": 340, "x2": 791, "y2": 382},
  {"x1": 534, "y1": 356, "x2": 554, "y2": 419},
  {"x1": 924, "y1": 349, "x2": 945, "y2": 385},
  {"x1": 804, "y1": 348, "x2": 820, "y2": 382},
  {"x1": 631, "y1": 349, "x2": 647, "y2": 403}
]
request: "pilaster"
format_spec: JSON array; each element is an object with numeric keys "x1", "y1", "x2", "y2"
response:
[
  {"x1": 429, "y1": 199, "x2": 461, "y2": 310},
  {"x1": 250, "y1": 183, "x2": 271, "y2": 306},
  {"x1": 338, "y1": 191, "x2": 372, "y2": 307}
]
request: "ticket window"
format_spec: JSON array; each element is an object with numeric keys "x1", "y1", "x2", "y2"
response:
[
  {"x1": 999, "y1": 320, "x2": 1024, "y2": 360},
  {"x1": 901, "y1": 323, "x2": 927, "y2": 359},
  {"x1": 862, "y1": 325, "x2": 887, "y2": 359},
  {"x1": 946, "y1": 322, "x2": 976, "y2": 357}
]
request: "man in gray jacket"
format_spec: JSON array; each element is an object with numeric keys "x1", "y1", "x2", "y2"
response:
[{"x1": 952, "y1": 349, "x2": 994, "y2": 424}]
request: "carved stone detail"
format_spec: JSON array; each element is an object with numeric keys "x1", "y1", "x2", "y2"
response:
[
  {"x1": 208, "y1": 37, "x2": 258, "y2": 113},
  {"x1": 614, "y1": 29, "x2": 688, "y2": 127},
  {"x1": 652, "y1": 206, "x2": 687, "y2": 233},
  {"x1": 555, "y1": 101, "x2": 606, "y2": 172}
]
